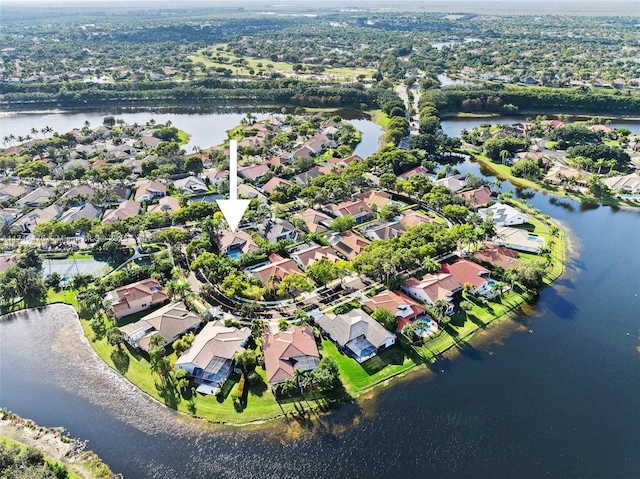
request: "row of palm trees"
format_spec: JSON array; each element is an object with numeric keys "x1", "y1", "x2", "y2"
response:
[{"x1": 3, "y1": 126, "x2": 54, "y2": 147}]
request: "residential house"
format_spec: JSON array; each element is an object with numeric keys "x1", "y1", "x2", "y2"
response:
[
  {"x1": 238, "y1": 164, "x2": 270, "y2": 182},
  {"x1": 123, "y1": 157, "x2": 144, "y2": 177},
  {"x1": 442, "y1": 259, "x2": 496, "y2": 297},
  {"x1": 473, "y1": 245, "x2": 522, "y2": 270},
  {"x1": 203, "y1": 168, "x2": 228, "y2": 187},
  {"x1": 185, "y1": 152, "x2": 212, "y2": 169},
  {"x1": 262, "y1": 177, "x2": 293, "y2": 195},
  {"x1": 106, "y1": 185, "x2": 132, "y2": 203},
  {"x1": 292, "y1": 166, "x2": 324, "y2": 186},
  {"x1": 478, "y1": 202, "x2": 529, "y2": 226},
  {"x1": 14, "y1": 186, "x2": 50, "y2": 207},
  {"x1": 399, "y1": 165, "x2": 430, "y2": 179},
  {"x1": 134, "y1": 181, "x2": 166, "y2": 202},
  {"x1": 13, "y1": 205, "x2": 63, "y2": 233},
  {"x1": 544, "y1": 165, "x2": 589, "y2": 188},
  {"x1": 237, "y1": 184, "x2": 268, "y2": 204},
  {"x1": 174, "y1": 321, "x2": 251, "y2": 395},
  {"x1": 262, "y1": 325, "x2": 320, "y2": 386},
  {"x1": 137, "y1": 135, "x2": 162, "y2": 149},
  {"x1": 120, "y1": 301, "x2": 202, "y2": 353},
  {"x1": 102, "y1": 200, "x2": 141, "y2": 224},
  {"x1": 249, "y1": 253, "x2": 303, "y2": 285},
  {"x1": 402, "y1": 273, "x2": 462, "y2": 315},
  {"x1": 0, "y1": 185, "x2": 29, "y2": 203},
  {"x1": 399, "y1": 209, "x2": 440, "y2": 228},
  {"x1": 493, "y1": 226, "x2": 546, "y2": 253},
  {"x1": 58, "y1": 203, "x2": 101, "y2": 224},
  {"x1": 603, "y1": 174, "x2": 640, "y2": 194},
  {"x1": 216, "y1": 229, "x2": 260, "y2": 258},
  {"x1": 327, "y1": 231, "x2": 371, "y2": 261},
  {"x1": 433, "y1": 174, "x2": 467, "y2": 193},
  {"x1": 456, "y1": 186, "x2": 493, "y2": 209},
  {"x1": 324, "y1": 199, "x2": 373, "y2": 224},
  {"x1": 290, "y1": 145, "x2": 315, "y2": 159},
  {"x1": 317, "y1": 309, "x2": 396, "y2": 363},
  {"x1": 364, "y1": 290, "x2": 426, "y2": 332},
  {"x1": 147, "y1": 196, "x2": 181, "y2": 215},
  {"x1": 174, "y1": 176, "x2": 208, "y2": 195},
  {"x1": 289, "y1": 242, "x2": 341, "y2": 270},
  {"x1": 257, "y1": 218, "x2": 300, "y2": 243},
  {"x1": 356, "y1": 189, "x2": 397, "y2": 210},
  {"x1": 105, "y1": 278, "x2": 169, "y2": 320},
  {"x1": 0, "y1": 255, "x2": 17, "y2": 273},
  {"x1": 0, "y1": 208, "x2": 21, "y2": 225},
  {"x1": 361, "y1": 220, "x2": 406, "y2": 241},
  {"x1": 293, "y1": 208, "x2": 333, "y2": 234},
  {"x1": 57, "y1": 185, "x2": 96, "y2": 204}
]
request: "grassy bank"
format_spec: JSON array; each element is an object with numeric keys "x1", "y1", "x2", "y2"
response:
[{"x1": 463, "y1": 149, "x2": 640, "y2": 208}]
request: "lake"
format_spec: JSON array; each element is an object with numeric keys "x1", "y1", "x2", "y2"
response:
[
  {"x1": 0, "y1": 109, "x2": 639, "y2": 479},
  {"x1": 0, "y1": 108, "x2": 383, "y2": 159}
]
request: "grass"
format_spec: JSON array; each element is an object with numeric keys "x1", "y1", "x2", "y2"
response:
[
  {"x1": 0, "y1": 435, "x2": 82, "y2": 479},
  {"x1": 461, "y1": 148, "x2": 640, "y2": 208},
  {"x1": 177, "y1": 129, "x2": 190, "y2": 145},
  {"x1": 190, "y1": 44, "x2": 374, "y2": 79}
]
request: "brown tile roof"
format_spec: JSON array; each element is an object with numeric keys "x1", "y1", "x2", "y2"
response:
[
  {"x1": 326, "y1": 199, "x2": 372, "y2": 217},
  {"x1": 473, "y1": 245, "x2": 522, "y2": 270},
  {"x1": 102, "y1": 200, "x2": 141, "y2": 223},
  {"x1": 147, "y1": 196, "x2": 181, "y2": 214},
  {"x1": 291, "y1": 243, "x2": 340, "y2": 269},
  {"x1": 216, "y1": 230, "x2": 260, "y2": 255},
  {"x1": 107, "y1": 278, "x2": 168, "y2": 315},
  {"x1": 250, "y1": 253, "x2": 302, "y2": 284},
  {"x1": 364, "y1": 290, "x2": 425, "y2": 321},
  {"x1": 293, "y1": 208, "x2": 332, "y2": 234},
  {"x1": 398, "y1": 209, "x2": 439, "y2": 228},
  {"x1": 356, "y1": 189, "x2": 394, "y2": 209},
  {"x1": 238, "y1": 163, "x2": 269, "y2": 181},
  {"x1": 330, "y1": 231, "x2": 370, "y2": 261},
  {"x1": 262, "y1": 177, "x2": 293, "y2": 195},
  {"x1": 442, "y1": 259, "x2": 490, "y2": 289},
  {"x1": 456, "y1": 186, "x2": 493, "y2": 209},
  {"x1": 262, "y1": 326, "x2": 320, "y2": 384},
  {"x1": 403, "y1": 273, "x2": 462, "y2": 303},
  {"x1": 175, "y1": 320, "x2": 250, "y2": 368}
]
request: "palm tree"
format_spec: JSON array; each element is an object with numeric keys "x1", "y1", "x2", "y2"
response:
[
  {"x1": 422, "y1": 257, "x2": 440, "y2": 274},
  {"x1": 292, "y1": 368, "x2": 308, "y2": 396},
  {"x1": 149, "y1": 333, "x2": 165, "y2": 349},
  {"x1": 491, "y1": 281, "x2": 507, "y2": 299}
]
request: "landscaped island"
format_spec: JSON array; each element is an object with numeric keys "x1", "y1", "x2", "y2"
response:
[{"x1": 0, "y1": 107, "x2": 566, "y2": 425}]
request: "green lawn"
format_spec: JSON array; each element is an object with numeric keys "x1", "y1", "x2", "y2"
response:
[
  {"x1": 461, "y1": 149, "x2": 639, "y2": 208},
  {"x1": 190, "y1": 45, "x2": 373, "y2": 79}
]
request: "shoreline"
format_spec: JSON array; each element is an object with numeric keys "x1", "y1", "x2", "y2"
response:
[
  {"x1": 0, "y1": 410, "x2": 117, "y2": 479},
  {"x1": 3, "y1": 215, "x2": 567, "y2": 427}
]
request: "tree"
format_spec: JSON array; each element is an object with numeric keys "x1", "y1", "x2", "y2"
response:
[
  {"x1": 107, "y1": 327, "x2": 124, "y2": 349},
  {"x1": 276, "y1": 273, "x2": 313, "y2": 298},
  {"x1": 278, "y1": 318, "x2": 290, "y2": 331},
  {"x1": 379, "y1": 203, "x2": 400, "y2": 221},
  {"x1": 184, "y1": 155, "x2": 204, "y2": 175},
  {"x1": 460, "y1": 300, "x2": 474, "y2": 317},
  {"x1": 235, "y1": 349, "x2": 258, "y2": 373},
  {"x1": 149, "y1": 332, "x2": 165, "y2": 349},
  {"x1": 310, "y1": 356, "x2": 341, "y2": 391},
  {"x1": 371, "y1": 307, "x2": 397, "y2": 332},
  {"x1": 422, "y1": 257, "x2": 440, "y2": 274},
  {"x1": 588, "y1": 175, "x2": 609, "y2": 198},
  {"x1": 330, "y1": 215, "x2": 356, "y2": 232},
  {"x1": 306, "y1": 259, "x2": 337, "y2": 286},
  {"x1": 250, "y1": 318, "x2": 268, "y2": 338},
  {"x1": 515, "y1": 262, "x2": 547, "y2": 291}
]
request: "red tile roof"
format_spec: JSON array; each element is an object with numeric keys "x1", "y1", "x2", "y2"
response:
[
  {"x1": 262, "y1": 326, "x2": 320, "y2": 384},
  {"x1": 364, "y1": 290, "x2": 426, "y2": 322},
  {"x1": 441, "y1": 259, "x2": 490, "y2": 288}
]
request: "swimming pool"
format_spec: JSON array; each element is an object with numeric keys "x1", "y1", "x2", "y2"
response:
[{"x1": 527, "y1": 234, "x2": 540, "y2": 241}]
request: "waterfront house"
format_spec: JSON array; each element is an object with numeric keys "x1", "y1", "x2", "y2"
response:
[
  {"x1": 478, "y1": 202, "x2": 529, "y2": 226},
  {"x1": 174, "y1": 321, "x2": 251, "y2": 395},
  {"x1": 262, "y1": 326, "x2": 320, "y2": 386},
  {"x1": 473, "y1": 245, "x2": 522, "y2": 270},
  {"x1": 399, "y1": 165, "x2": 430, "y2": 180},
  {"x1": 317, "y1": 309, "x2": 396, "y2": 363},
  {"x1": 134, "y1": 181, "x2": 166, "y2": 202},
  {"x1": 120, "y1": 301, "x2": 202, "y2": 353},
  {"x1": 105, "y1": 278, "x2": 169, "y2": 320},
  {"x1": 433, "y1": 174, "x2": 467, "y2": 193},
  {"x1": 456, "y1": 186, "x2": 493, "y2": 209},
  {"x1": 402, "y1": 273, "x2": 462, "y2": 315},
  {"x1": 602, "y1": 174, "x2": 640, "y2": 194},
  {"x1": 493, "y1": 226, "x2": 546, "y2": 253},
  {"x1": 442, "y1": 259, "x2": 495, "y2": 297},
  {"x1": 364, "y1": 290, "x2": 426, "y2": 332}
]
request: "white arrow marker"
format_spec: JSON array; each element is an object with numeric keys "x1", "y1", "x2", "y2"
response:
[{"x1": 216, "y1": 139, "x2": 250, "y2": 232}]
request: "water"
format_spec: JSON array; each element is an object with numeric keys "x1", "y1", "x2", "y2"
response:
[
  {"x1": 441, "y1": 117, "x2": 640, "y2": 138},
  {"x1": 0, "y1": 108, "x2": 384, "y2": 159},
  {"x1": 1, "y1": 111, "x2": 639, "y2": 478}
]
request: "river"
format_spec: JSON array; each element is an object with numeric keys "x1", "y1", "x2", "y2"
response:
[{"x1": 1, "y1": 110, "x2": 639, "y2": 478}]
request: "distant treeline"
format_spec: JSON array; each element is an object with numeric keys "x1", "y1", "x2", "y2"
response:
[
  {"x1": 0, "y1": 78, "x2": 377, "y2": 109},
  {"x1": 423, "y1": 84, "x2": 640, "y2": 115}
]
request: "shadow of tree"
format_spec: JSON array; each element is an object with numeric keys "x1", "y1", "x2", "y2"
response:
[
  {"x1": 155, "y1": 377, "x2": 181, "y2": 409},
  {"x1": 248, "y1": 377, "x2": 268, "y2": 397},
  {"x1": 110, "y1": 349, "x2": 129, "y2": 374}
]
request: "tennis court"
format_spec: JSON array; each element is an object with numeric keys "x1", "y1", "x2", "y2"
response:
[{"x1": 43, "y1": 257, "x2": 111, "y2": 279}]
